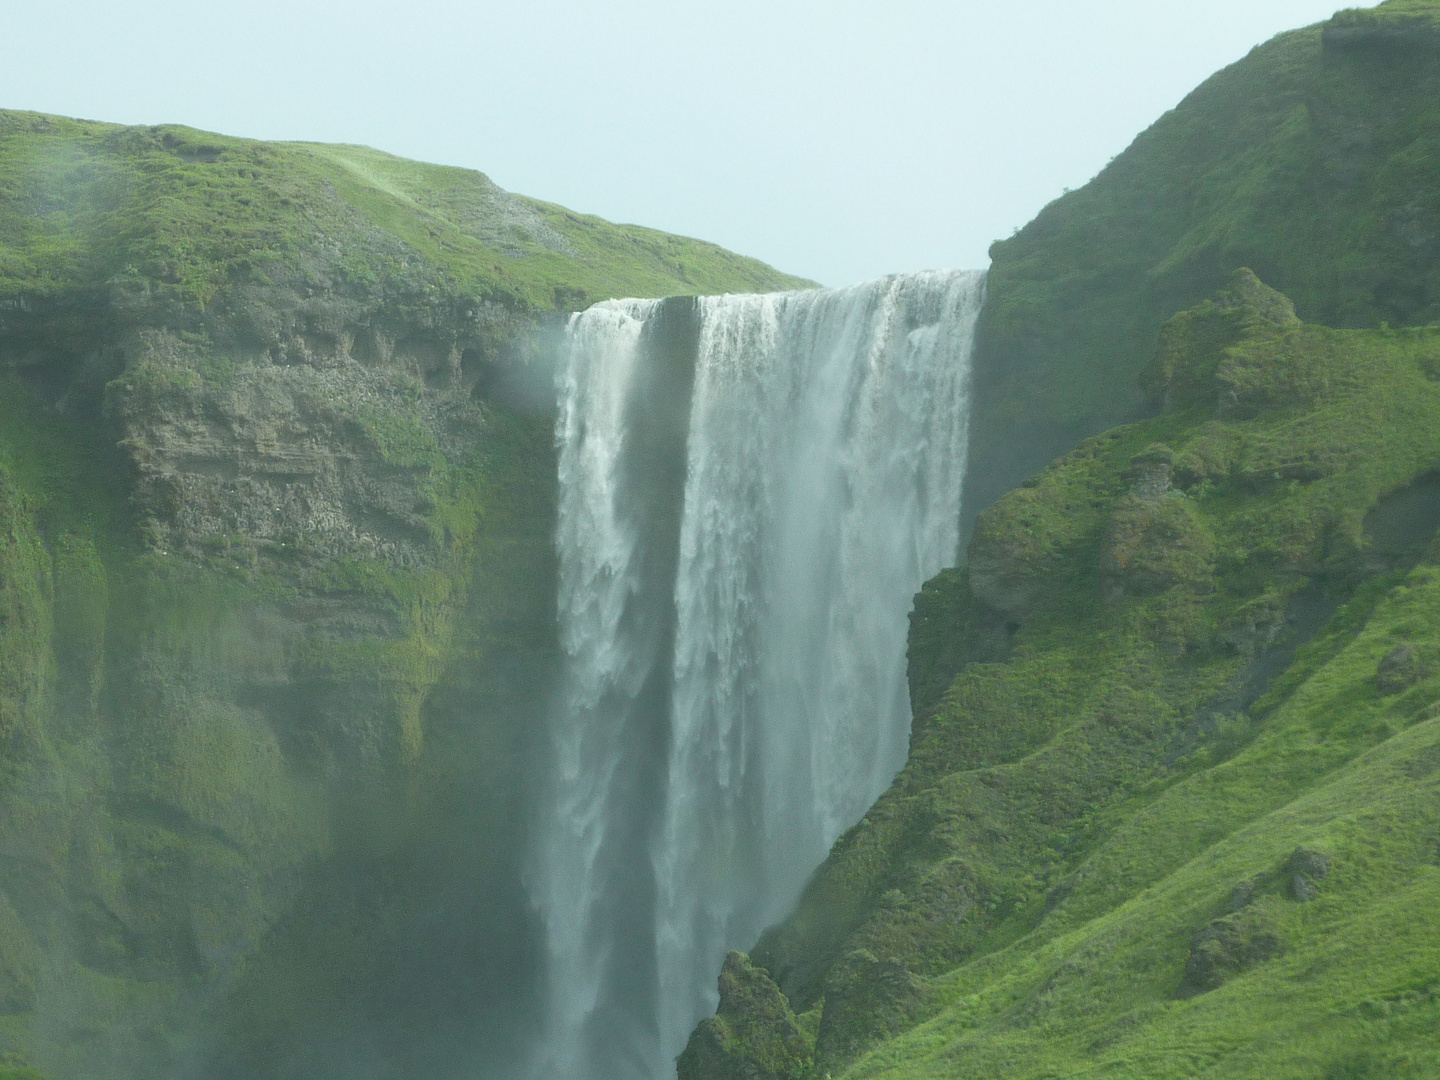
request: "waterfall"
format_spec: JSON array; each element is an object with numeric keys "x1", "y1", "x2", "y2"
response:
[{"x1": 532, "y1": 270, "x2": 986, "y2": 1080}]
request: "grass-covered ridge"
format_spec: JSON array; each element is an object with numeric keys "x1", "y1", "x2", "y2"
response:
[
  {"x1": 965, "y1": 0, "x2": 1440, "y2": 528},
  {"x1": 0, "y1": 110, "x2": 810, "y2": 317},
  {"x1": 683, "y1": 271, "x2": 1440, "y2": 1079}
]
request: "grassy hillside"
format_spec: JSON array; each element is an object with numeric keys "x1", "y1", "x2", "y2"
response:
[
  {"x1": 684, "y1": 272, "x2": 1440, "y2": 1079},
  {"x1": 964, "y1": 0, "x2": 1440, "y2": 530}
]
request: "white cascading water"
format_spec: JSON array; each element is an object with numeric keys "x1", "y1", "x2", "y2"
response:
[{"x1": 532, "y1": 270, "x2": 987, "y2": 1080}]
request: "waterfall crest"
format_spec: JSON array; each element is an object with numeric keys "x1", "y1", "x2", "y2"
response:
[{"x1": 534, "y1": 270, "x2": 986, "y2": 1080}]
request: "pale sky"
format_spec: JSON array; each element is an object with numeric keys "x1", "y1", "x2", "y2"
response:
[{"x1": 4, "y1": 0, "x2": 1376, "y2": 287}]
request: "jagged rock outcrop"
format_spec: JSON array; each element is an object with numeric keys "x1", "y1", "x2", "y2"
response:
[
  {"x1": 677, "y1": 954, "x2": 812, "y2": 1080},
  {"x1": 110, "y1": 322, "x2": 491, "y2": 571}
]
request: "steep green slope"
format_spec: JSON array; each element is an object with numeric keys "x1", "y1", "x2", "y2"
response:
[
  {"x1": 0, "y1": 111, "x2": 807, "y2": 1078},
  {"x1": 682, "y1": 272, "x2": 1440, "y2": 1079},
  {"x1": 965, "y1": 0, "x2": 1440, "y2": 530}
]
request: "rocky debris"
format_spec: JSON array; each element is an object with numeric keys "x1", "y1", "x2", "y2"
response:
[
  {"x1": 677, "y1": 953, "x2": 812, "y2": 1080},
  {"x1": 1287, "y1": 848, "x2": 1332, "y2": 902},
  {"x1": 1178, "y1": 910, "x2": 1282, "y2": 997},
  {"x1": 814, "y1": 951, "x2": 922, "y2": 1075}
]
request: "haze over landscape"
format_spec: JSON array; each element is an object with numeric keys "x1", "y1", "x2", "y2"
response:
[
  {"x1": 3, "y1": 1, "x2": 1440, "y2": 1078},
  {"x1": 4, "y1": 0, "x2": 1374, "y2": 284}
]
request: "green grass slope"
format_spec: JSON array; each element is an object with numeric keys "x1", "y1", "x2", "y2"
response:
[
  {"x1": 0, "y1": 109, "x2": 810, "y2": 319},
  {"x1": 683, "y1": 271, "x2": 1440, "y2": 1079},
  {"x1": 965, "y1": 0, "x2": 1440, "y2": 529}
]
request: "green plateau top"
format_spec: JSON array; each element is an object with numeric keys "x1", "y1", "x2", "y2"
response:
[{"x1": 0, "y1": 109, "x2": 813, "y2": 319}]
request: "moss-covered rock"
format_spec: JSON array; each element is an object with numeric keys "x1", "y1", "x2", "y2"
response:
[
  {"x1": 677, "y1": 953, "x2": 814, "y2": 1080},
  {"x1": 1177, "y1": 906, "x2": 1284, "y2": 998},
  {"x1": 1101, "y1": 494, "x2": 1215, "y2": 600},
  {"x1": 1143, "y1": 268, "x2": 1302, "y2": 413}
]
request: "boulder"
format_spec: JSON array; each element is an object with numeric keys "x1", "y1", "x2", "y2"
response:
[{"x1": 1101, "y1": 495, "x2": 1215, "y2": 600}]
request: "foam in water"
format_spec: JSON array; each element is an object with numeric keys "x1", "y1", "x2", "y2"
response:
[{"x1": 532, "y1": 270, "x2": 986, "y2": 1079}]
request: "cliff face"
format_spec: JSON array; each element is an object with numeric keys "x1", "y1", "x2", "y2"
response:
[
  {"x1": 0, "y1": 110, "x2": 809, "y2": 1078},
  {"x1": 963, "y1": 0, "x2": 1440, "y2": 535}
]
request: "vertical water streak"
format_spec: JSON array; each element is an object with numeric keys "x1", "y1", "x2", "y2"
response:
[
  {"x1": 539, "y1": 296, "x2": 692, "y2": 1079},
  {"x1": 536, "y1": 271, "x2": 986, "y2": 1080}
]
